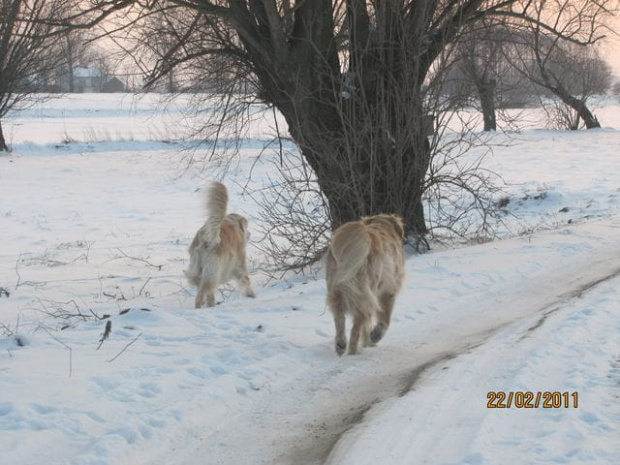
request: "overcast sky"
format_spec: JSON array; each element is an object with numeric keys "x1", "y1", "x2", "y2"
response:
[{"x1": 602, "y1": 17, "x2": 620, "y2": 77}]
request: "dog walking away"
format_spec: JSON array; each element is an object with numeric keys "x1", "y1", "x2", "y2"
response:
[
  {"x1": 326, "y1": 214, "x2": 406, "y2": 355},
  {"x1": 185, "y1": 182, "x2": 255, "y2": 308}
]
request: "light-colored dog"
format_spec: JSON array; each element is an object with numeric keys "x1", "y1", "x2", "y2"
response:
[
  {"x1": 326, "y1": 214, "x2": 405, "y2": 355},
  {"x1": 185, "y1": 182, "x2": 255, "y2": 308}
]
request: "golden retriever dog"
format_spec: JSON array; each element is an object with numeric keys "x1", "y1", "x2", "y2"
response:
[
  {"x1": 185, "y1": 182, "x2": 255, "y2": 308},
  {"x1": 326, "y1": 214, "x2": 405, "y2": 355}
]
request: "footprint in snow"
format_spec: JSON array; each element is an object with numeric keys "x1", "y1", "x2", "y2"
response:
[
  {"x1": 137, "y1": 382, "x2": 161, "y2": 398},
  {"x1": 32, "y1": 404, "x2": 57, "y2": 415},
  {"x1": 0, "y1": 402, "x2": 13, "y2": 416},
  {"x1": 315, "y1": 329, "x2": 329, "y2": 338},
  {"x1": 187, "y1": 367, "x2": 210, "y2": 379},
  {"x1": 91, "y1": 377, "x2": 121, "y2": 392}
]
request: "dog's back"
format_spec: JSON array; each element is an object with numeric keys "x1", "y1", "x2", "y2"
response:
[
  {"x1": 326, "y1": 214, "x2": 405, "y2": 355},
  {"x1": 326, "y1": 215, "x2": 404, "y2": 299}
]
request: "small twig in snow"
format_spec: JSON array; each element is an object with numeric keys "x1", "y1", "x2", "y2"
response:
[
  {"x1": 116, "y1": 249, "x2": 164, "y2": 270},
  {"x1": 14, "y1": 253, "x2": 41, "y2": 289},
  {"x1": 97, "y1": 320, "x2": 112, "y2": 350},
  {"x1": 15, "y1": 254, "x2": 22, "y2": 289},
  {"x1": 139, "y1": 277, "x2": 152, "y2": 297},
  {"x1": 107, "y1": 333, "x2": 142, "y2": 363}
]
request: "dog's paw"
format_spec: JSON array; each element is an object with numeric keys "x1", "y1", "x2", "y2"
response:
[
  {"x1": 363, "y1": 337, "x2": 376, "y2": 348},
  {"x1": 335, "y1": 339, "x2": 347, "y2": 356},
  {"x1": 246, "y1": 290, "x2": 256, "y2": 298},
  {"x1": 370, "y1": 326, "x2": 385, "y2": 344},
  {"x1": 347, "y1": 346, "x2": 360, "y2": 356}
]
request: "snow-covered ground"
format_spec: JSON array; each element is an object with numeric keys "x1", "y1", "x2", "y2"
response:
[{"x1": 1, "y1": 94, "x2": 619, "y2": 465}]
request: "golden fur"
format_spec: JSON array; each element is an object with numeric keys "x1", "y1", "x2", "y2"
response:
[
  {"x1": 185, "y1": 182, "x2": 255, "y2": 308},
  {"x1": 325, "y1": 214, "x2": 406, "y2": 355}
]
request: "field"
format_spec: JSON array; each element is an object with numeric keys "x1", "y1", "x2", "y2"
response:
[{"x1": 1, "y1": 94, "x2": 619, "y2": 465}]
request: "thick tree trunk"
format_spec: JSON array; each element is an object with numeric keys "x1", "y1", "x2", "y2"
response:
[
  {"x1": 537, "y1": 70, "x2": 601, "y2": 129},
  {"x1": 569, "y1": 98, "x2": 600, "y2": 129},
  {"x1": 550, "y1": 84, "x2": 600, "y2": 129},
  {"x1": 477, "y1": 78, "x2": 497, "y2": 131},
  {"x1": 314, "y1": 151, "x2": 429, "y2": 236},
  {"x1": 168, "y1": 71, "x2": 175, "y2": 93},
  {"x1": 0, "y1": 121, "x2": 9, "y2": 152},
  {"x1": 68, "y1": 65, "x2": 74, "y2": 93},
  {"x1": 284, "y1": 106, "x2": 430, "y2": 238}
]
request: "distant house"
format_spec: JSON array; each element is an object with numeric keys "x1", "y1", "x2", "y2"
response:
[
  {"x1": 47, "y1": 67, "x2": 126, "y2": 93},
  {"x1": 73, "y1": 67, "x2": 106, "y2": 93},
  {"x1": 102, "y1": 77, "x2": 126, "y2": 93}
]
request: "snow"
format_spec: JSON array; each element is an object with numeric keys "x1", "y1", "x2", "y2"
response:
[{"x1": 1, "y1": 94, "x2": 619, "y2": 465}]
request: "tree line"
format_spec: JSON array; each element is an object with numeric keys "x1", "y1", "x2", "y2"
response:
[{"x1": 0, "y1": 0, "x2": 617, "y2": 260}]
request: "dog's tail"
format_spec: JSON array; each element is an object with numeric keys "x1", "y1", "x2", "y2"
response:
[
  {"x1": 202, "y1": 181, "x2": 228, "y2": 247},
  {"x1": 329, "y1": 221, "x2": 372, "y2": 284}
]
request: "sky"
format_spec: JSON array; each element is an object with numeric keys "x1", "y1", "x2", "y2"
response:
[{"x1": 602, "y1": 16, "x2": 620, "y2": 77}]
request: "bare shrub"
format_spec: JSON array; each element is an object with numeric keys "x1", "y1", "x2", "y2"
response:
[
  {"x1": 250, "y1": 148, "x2": 330, "y2": 275},
  {"x1": 31, "y1": 298, "x2": 104, "y2": 330},
  {"x1": 249, "y1": 108, "x2": 508, "y2": 273},
  {"x1": 424, "y1": 112, "x2": 508, "y2": 242}
]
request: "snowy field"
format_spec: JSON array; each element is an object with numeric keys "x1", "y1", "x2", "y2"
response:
[{"x1": 1, "y1": 93, "x2": 619, "y2": 465}]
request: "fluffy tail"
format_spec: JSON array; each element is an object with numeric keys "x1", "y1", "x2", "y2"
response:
[
  {"x1": 202, "y1": 181, "x2": 228, "y2": 247},
  {"x1": 329, "y1": 222, "x2": 372, "y2": 284}
]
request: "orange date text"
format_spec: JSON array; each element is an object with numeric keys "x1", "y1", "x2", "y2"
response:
[{"x1": 486, "y1": 391, "x2": 578, "y2": 409}]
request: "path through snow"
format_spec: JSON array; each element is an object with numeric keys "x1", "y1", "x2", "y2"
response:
[{"x1": 145, "y1": 217, "x2": 620, "y2": 465}]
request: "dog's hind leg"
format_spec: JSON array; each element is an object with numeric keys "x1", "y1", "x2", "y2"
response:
[
  {"x1": 234, "y1": 269, "x2": 255, "y2": 299},
  {"x1": 334, "y1": 312, "x2": 347, "y2": 356},
  {"x1": 196, "y1": 278, "x2": 216, "y2": 308},
  {"x1": 362, "y1": 318, "x2": 374, "y2": 347},
  {"x1": 328, "y1": 291, "x2": 347, "y2": 356},
  {"x1": 195, "y1": 259, "x2": 220, "y2": 308},
  {"x1": 348, "y1": 313, "x2": 369, "y2": 355},
  {"x1": 370, "y1": 292, "x2": 396, "y2": 344}
]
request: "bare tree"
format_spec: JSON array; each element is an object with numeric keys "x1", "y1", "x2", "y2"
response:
[
  {"x1": 528, "y1": 39, "x2": 610, "y2": 128},
  {"x1": 450, "y1": 22, "x2": 536, "y2": 131},
  {"x1": 507, "y1": 3, "x2": 613, "y2": 129},
  {"x1": 456, "y1": 22, "x2": 505, "y2": 131},
  {"x1": 540, "y1": 46, "x2": 612, "y2": 129},
  {"x1": 66, "y1": 1, "x2": 615, "y2": 235},
  {"x1": 0, "y1": 0, "x2": 70, "y2": 151}
]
